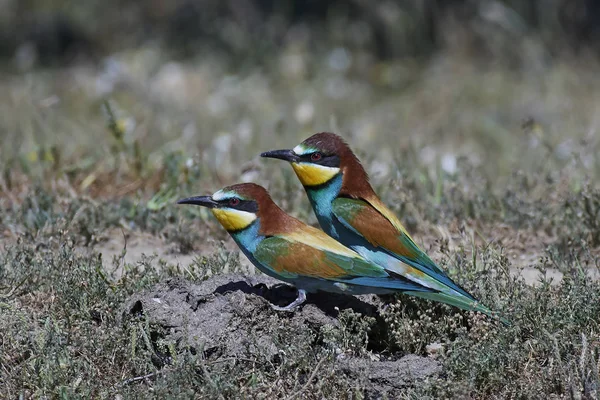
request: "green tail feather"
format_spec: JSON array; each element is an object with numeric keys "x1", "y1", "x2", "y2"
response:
[{"x1": 407, "y1": 291, "x2": 510, "y2": 326}]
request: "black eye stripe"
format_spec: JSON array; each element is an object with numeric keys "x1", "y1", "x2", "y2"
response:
[
  {"x1": 218, "y1": 199, "x2": 258, "y2": 213},
  {"x1": 300, "y1": 153, "x2": 340, "y2": 168}
]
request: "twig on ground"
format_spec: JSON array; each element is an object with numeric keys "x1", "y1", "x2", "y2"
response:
[
  {"x1": 207, "y1": 356, "x2": 262, "y2": 365},
  {"x1": 286, "y1": 356, "x2": 327, "y2": 400},
  {"x1": 121, "y1": 369, "x2": 168, "y2": 386},
  {"x1": 0, "y1": 277, "x2": 29, "y2": 299}
]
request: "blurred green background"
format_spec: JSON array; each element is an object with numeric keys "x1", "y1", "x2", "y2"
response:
[
  {"x1": 4, "y1": 0, "x2": 600, "y2": 64},
  {"x1": 1, "y1": 0, "x2": 599, "y2": 192}
]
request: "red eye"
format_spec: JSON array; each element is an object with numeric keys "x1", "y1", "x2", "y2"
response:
[
  {"x1": 229, "y1": 198, "x2": 240, "y2": 206},
  {"x1": 311, "y1": 152, "x2": 322, "y2": 161}
]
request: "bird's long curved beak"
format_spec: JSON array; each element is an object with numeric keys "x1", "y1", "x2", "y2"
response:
[
  {"x1": 177, "y1": 195, "x2": 218, "y2": 208},
  {"x1": 260, "y1": 149, "x2": 299, "y2": 162}
]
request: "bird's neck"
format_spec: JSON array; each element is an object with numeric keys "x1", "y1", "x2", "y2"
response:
[
  {"x1": 305, "y1": 173, "x2": 343, "y2": 237},
  {"x1": 229, "y1": 219, "x2": 265, "y2": 253}
]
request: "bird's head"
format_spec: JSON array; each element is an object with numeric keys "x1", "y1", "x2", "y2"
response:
[
  {"x1": 261, "y1": 132, "x2": 371, "y2": 194},
  {"x1": 177, "y1": 183, "x2": 275, "y2": 232}
]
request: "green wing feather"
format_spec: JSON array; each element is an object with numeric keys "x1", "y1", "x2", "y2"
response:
[
  {"x1": 331, "y1": 198, "x2": 442, "y2": 271},
  {"x1": 331, "y1": 197, "x2": 476, "y2": 300},
  {"x1": 252, "y1": 229, "x2": 508, "y2": 323},
  {"x1": 253, "y1": 235, "x2": 431, "y2": 293},
  {"x1": 253, "y1": 235, "x2": 389, "y2": 280}
]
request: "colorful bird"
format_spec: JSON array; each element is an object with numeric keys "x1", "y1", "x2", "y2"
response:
[
  {"x1": 177, "y1": 183, "x2": 436, "y2": 311},
  {"x1": 261, "y1": 132, "x2": 508, "y2": 324}
]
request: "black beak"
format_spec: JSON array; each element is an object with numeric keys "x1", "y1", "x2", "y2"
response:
[
  {"x1": 176, "y1": 195, "x2": 218, "y2": 208},
  {"x1": 260, "y1": 149, "x2": 299, "y2": 162}
]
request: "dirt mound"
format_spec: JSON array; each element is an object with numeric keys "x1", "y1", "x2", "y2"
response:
[{"x1": 123, "y1": 274, "x2": 442, "y2": 396}]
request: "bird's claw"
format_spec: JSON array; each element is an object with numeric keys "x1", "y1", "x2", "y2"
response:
[
  {"x1": 270, "y1": 289, "x2": 307, "y2": 312},
  {"x1": 270, "y1": 303, "x2": 299, "y2": 312}
]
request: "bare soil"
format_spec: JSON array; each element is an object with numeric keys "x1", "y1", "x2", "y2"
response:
[{"x1": 122, "y1": 274, "x2": 443, "y2": 397}]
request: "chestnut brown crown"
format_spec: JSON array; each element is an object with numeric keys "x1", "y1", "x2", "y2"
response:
[{"x1": 299, "y1": 132, "x2": 374, "y2": 197}]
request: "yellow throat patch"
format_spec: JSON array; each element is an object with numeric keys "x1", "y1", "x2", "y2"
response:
[
  {"x1": 211, "y1": 208, "x2": 256, "y2": 232},
  {"x1": 291, "y1": 163, "x2": 340, "y2": 187}
]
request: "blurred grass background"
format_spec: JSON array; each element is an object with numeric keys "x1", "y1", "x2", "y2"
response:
[
  {"x1": 0, "y1": 0, "x2": 599, "y2": 196},
  {"x1": 1, "y1": 1, "x2": 600, "y2": 398}
]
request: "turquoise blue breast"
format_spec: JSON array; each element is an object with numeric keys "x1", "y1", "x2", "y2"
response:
[
  {"x1": 231, "y1": 220, "x2": 264, "y2": 253},
  {"x1": 305, "y1": 173, "x2": 343, "y2": 237}
]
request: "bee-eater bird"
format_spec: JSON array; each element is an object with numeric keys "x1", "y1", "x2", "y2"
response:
[
  {"x1": 261, "y1": 132, "x2": 507, "y2": 323},
  {"x1": 177, "y1": 183, "x2": 438, "y2": 311}
]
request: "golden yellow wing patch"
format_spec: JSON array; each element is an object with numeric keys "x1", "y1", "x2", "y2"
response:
[{"x1": 285, "y1": 225, "x2": 361, "y2": 259}]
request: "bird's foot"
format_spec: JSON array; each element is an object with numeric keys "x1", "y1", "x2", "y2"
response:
[{"x1": 271, "y1": 289, "x2": 307, "y2": 312}]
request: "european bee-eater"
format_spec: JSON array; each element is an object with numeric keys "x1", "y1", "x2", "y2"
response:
[
  {"x1": 177, "y1": 183, "x2": 436, "y2": 311},
  {"x1": 261, "y1": 132, "x2": 508, "y2": 323}
]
